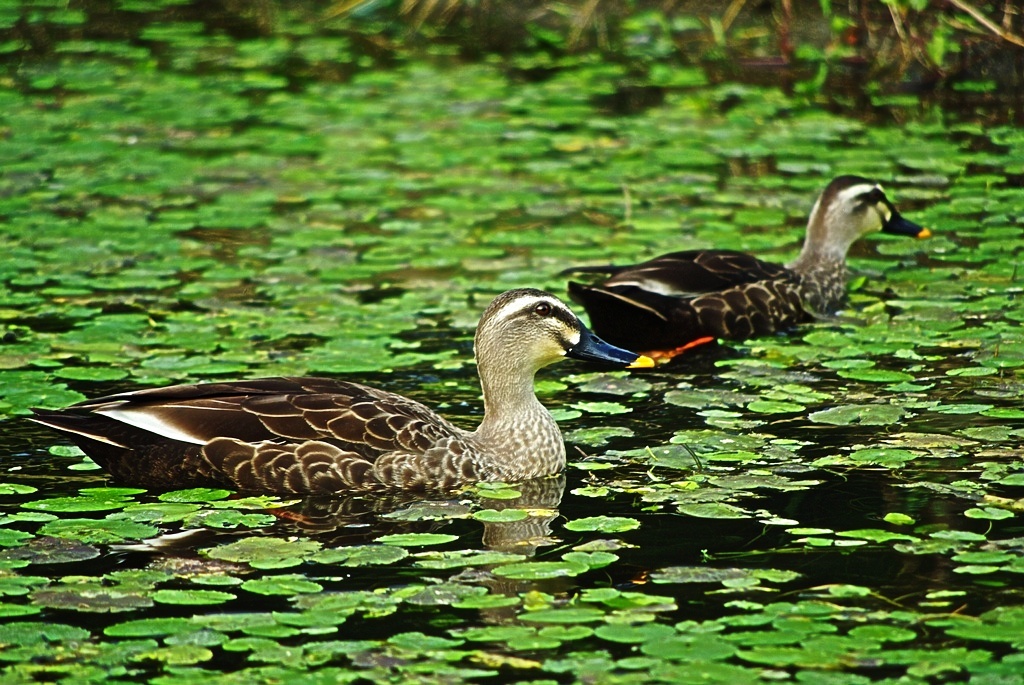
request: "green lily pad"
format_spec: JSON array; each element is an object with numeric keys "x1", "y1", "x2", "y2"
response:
[
  {"x1": 808, "y1": 404, "x2": 907, "y2": 425},
  {"x1": 105, "y1": 617, "x2": 194, "y2": 638},
  {"x1": 592, "y1": 623, "x2": 677, "y2": 647},
  {"x1": 205, "y1": 537, "x2": 321, "y2": 569},
  {"x1": 493, "y1": 560, "x2": 589, "y2": 580},
  {"x1": 836, "y1": 369, "x2": 915, "y2": 383},
  {"x1": 23, "y1": 488, "x2": 144, "y2": 513},
  {"x1": 964, "y1": 507, "x2": 1014, "y2": 520},
  {"x1": 241, "y1": 575, "x2": 323, "y2": 596},
  {"x1": 312, "y1": 544, "x2": 410, "y2": 567},
  {"x1": 159, "y1": 488, "x2": 234, "y2": 503},
  {"x1": 52, "y1": 366, "x2": 130, "y2": 382},
  {"x1": 31, "y1": 588, "x2": 154, "y2": 613},
  {"x1": 571, "y1": 401, "x2": 632, "y2": 415},
  {"x1": 746, "y1": 400, "x2": 805, "y2": 414},
  {"x1": 564, "y1": 426, "x2": 635, "y2": 446},
  {"x1": 152, "y1": 589, "x2": 236, "y2": 605},
  {"x1": 376, "y1": 533, "x2": 459, "y2": 547},
  {"x1": 0, "y1": 483, "x2": 38, "y2": 496},
  {"x1": 38, "y1": 518, "x2": 158, "y2": 544},
  {"x1": 519, "y1": 607, "x2": 606, "y2": 624},
  {"x1": 0, "y1": 536, "x2": 100, "y2": 564},
  {"x1": 650, "y1": 567, "x2": 750, "y2": 584},
  {"x1": 677, "y1": 503, "x2": 750, "y2": 519},
  {"x1": 0, "y1": 603, "x2": 42, "y2": 618},
  {"x1": 471, "y1": 508, "x2": 529, "y2": 522},
  {"x1": 564, "y1": 516, "x2": 640, "y2": 533}
]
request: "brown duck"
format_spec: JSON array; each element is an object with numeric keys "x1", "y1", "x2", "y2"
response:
[
  {"x1": 565, "y1": 176, "x2": 931, "y2": 359},
  {"x1": 31, "y1": 289, "x2": 653, "y2": 493}
]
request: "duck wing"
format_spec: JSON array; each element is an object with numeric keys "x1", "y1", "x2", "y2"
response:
[
  {"x1": 588, "y1": 250, "x2": 792, "y2": 297},
  {"x1": 31, "y1": 377, "x2": 473, "y2": 493}
]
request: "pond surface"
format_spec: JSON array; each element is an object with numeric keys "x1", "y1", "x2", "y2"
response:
[{"x1": 1, "y1": 3, "x2": 1024, "y2": 683}]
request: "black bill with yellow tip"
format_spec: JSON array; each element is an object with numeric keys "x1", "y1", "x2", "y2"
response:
[
  {"x1": 882, "y1": 210, "x2": 931, "y2": 239},
  {"x1": 567, "y1": 324, "x2": 655, "y2": 369}
]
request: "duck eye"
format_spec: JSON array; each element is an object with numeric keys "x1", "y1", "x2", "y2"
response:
[
  {"x1": 859, "y1": 188, "x2": 885, "y2": 205},
  {"x1": 534, "y1": 302, "x2": 552, "y2": 317}
]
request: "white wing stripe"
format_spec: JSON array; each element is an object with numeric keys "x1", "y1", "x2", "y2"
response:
[{"x1": 94, "y1": 407, "x2": 209, "y2": 445}]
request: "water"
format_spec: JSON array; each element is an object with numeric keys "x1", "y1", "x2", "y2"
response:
[{"x1": 2, "y1": 2, "x2": 1024, "y2": 683}]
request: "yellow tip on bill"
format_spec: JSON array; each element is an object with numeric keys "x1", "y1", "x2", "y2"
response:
[
  {"x1": 627, "y1": 355, "x2": 656, "y2": 369},
  {"x1": 917, "y1": 227, "x2": 932, "y2": 239}
]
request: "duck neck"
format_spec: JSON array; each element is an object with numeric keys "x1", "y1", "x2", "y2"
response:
[
  {"x1": 789, "y1": 206, "x2": 846, "y2": 270},
  {"x1": 473, "y1": 362, "x2": 566, "y2": 480},
  {"x1": 788, "y1": 239, "x2": 849, "y2": 286},
  {"x1": 478, "y1": 363, "x2": 544, "y2": 423},
  {"x1": 786, "y1": 211, "x2": 852, "y2": 316}
]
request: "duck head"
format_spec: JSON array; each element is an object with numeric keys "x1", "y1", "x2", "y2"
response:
[
  {"x1": 802, "y1": 175, "x2": 930, "y2": 262},
  {"x1": 474, "y1": 288, "x2": 654, "y2": 375}
]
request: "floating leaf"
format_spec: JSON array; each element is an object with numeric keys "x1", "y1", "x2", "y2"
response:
[
  {"x1": 650, "y1": 567, "x2": 750, "y2": 584},
  {"x1": 964, "y1": 507, "x2": 1014, "y2": 520},
  {"x1": 808, "y1": 404, "x2": 906, "y2": 425},
  {"x1": 0, "y1": 536, "x2": 100, "y2": 564},
  {"x1": 519, "y1": 607, "x2": 606, "y2": 624},
  {"x1": 493, "y1": 560, "x2": 589, "y2": 580},
  {"x1": 105, "y1": 617, "x2": 194, "y2": 638},
  {"x1": 159, "y1": 488, "x2": 234, "y2": 503},
  {"x1": 31, "y1": 588, "x2": 154, "y2": 613},
  {"x1": 0, "y1": 603, "x2": 42, "y2": 618},
  {"x1": 452, "y1": 593, "x2": 522, "y2": 610},
  {"x1": 312, "y1": 545, "x2": 409, "y2": 567},
  {"x1": 23, "y1": 489, "x2": 142, "y2": 513},
  {"x1": 562, "y1": 551, "x2": 618, "y2": 569},
  {"x1": 152, "y1": 589, "x2": 235, "y2": 605},
  {"x1": 472, "y1": 508, "x2": 529, "y2": 523},
  {"x1": 570, "y1": 401, "x2": 632, "y2": 415},
  {"x1": 835, "y1": 529, "x2": 918, "y2": 543},
  {"x1": 0, "y1": 483, "x2": 37, "y2": 496},
  {"x1": 883, "y1": 512, "x2": 915, "y2": 525},
  {"x1": 564, "y1": 426, "x2": 634, "y2": 446},
  {"x1": 0, "y1": 622, "x2": 90, "y2": 645},
  {"x1": 0, "y1": 529, "x2": 33, "y2": 547},
  {"x1": 241, "y1": 575, "x2": 323, "y2": 596},
  {"x1": 640, "y1": 634, "x2": 737, "y2": 661},
  {"x1": 677, "y1": 503, "x2": 750, "y2": 519},
  {"x1": 52, "y1": 367, "x2": 129, "y2": 382},
  {"x1": 387, "y1": 631, "x2": 464, "y2": 651},
  {"x1": 746, "y1": 400, "x2": 805, "y2": 414},
  {"x1": 836, "y1": 369, "x2": 915, "y2": 383},
  {"x1": 38, "y1": 518, "x2": 158, "y2": 544},
  {"x1": 376, "y1": 533, "x2": 459, "y2": 547},
  {"x1": 205, "y1": 537, "x2": 321, "y2": 569},
  {"x1": 131, "y1": 644, "x2": 215, "y2": 665},
  {"x1": 564, "y1": 516, "x2": 640, "y2": 533},
  {"x1": 594, "y1": 623, "x2": 676, "y2": 644}
]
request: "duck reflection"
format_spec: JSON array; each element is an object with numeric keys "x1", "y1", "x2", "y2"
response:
[
  {"x1": 264, "y1": 473, "x2": 564, "y2": 554},
  {"x1": 135, "y1": 474, "x2": 565, "y2": 562}
]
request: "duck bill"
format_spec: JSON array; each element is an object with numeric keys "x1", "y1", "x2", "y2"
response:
[
  {"x1": 567, "y1": 326, "x2": 655, "y2": 369},
  {"x1": 883, "y1": 210, "x2": 931, "y2": 239}
]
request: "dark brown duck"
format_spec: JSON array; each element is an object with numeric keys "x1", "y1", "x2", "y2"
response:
[
  {"x1": 31, "y1": 289, "x2": 653, "y2": 493},
  {"x1": 564, "y1": 176, "x2": 931, "y2": 359}
]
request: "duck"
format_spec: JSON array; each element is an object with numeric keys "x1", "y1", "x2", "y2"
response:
[
  {"x1": 564, "y1": 175, "x2": 931, "y2": 359},
  {"x1": 30, "y1": 289, "x2": 654, "y2": 494}
]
